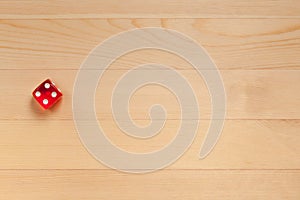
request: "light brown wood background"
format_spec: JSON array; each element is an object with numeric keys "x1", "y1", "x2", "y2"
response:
[{"x1": 0, "y1": 0, "x2": 300, "y2": 199}]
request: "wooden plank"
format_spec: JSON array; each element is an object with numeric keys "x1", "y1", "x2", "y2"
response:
[
  {"x1": 0, "y1": 170, "x2": 299, "y2": 199},
  {"x1": 0, "y1": 1, "x2": 299, "y2": 199},
  {"x1": 0, "y1": 69, "x2": 299, "y2": 120},
  {"x1": 0, "y1": 120, "x2": 299, "y2": 169},
  {"x1": 0, "y1": 0, "x2": 299, "y2": 19},
  {"x1": 0, "y1": 19, "x2": 299, "y2": 70}
]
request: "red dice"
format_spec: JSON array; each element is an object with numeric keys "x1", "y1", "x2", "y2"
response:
[{"x1": 32, "y1": 79, "x2": 62, "y2": 109}]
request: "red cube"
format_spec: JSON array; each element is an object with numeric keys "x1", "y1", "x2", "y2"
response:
[{"x1": 32, "y1": 79, "x2": 63, "y2": 109}]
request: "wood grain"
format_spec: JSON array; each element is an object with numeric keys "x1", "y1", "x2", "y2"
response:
[
  {"x1": 0, "y1": 0, "x2": 299, "y2": 19},
  {"x1": 0, "y1": 170, "x2": 299, "y2": 199},
  {"x1": 0, "y1": 19, "x2": 299, "y2": 70},
  {"x1": 1, "y1": 1, "x2": 300, "y2": 199},
  {"x1": 0, "y1": 69, "x2": 300, "y2": 120},
  {"x1": 0, "y1": 120, "x2": 299, "y2": 170}
]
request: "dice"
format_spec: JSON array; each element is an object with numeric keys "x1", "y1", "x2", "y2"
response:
[{"x1": 32, "y1": 79, "x2": 62, "y2": 109}]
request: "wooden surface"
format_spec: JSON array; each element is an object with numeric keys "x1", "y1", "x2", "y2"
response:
[{"x1": 0, "y1": 1, "x2": 300, "y2": 199}]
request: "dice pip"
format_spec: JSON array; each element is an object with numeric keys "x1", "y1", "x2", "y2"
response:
[{"x1": 32, "y1": 79, "x2": 62, "y2": 109}]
